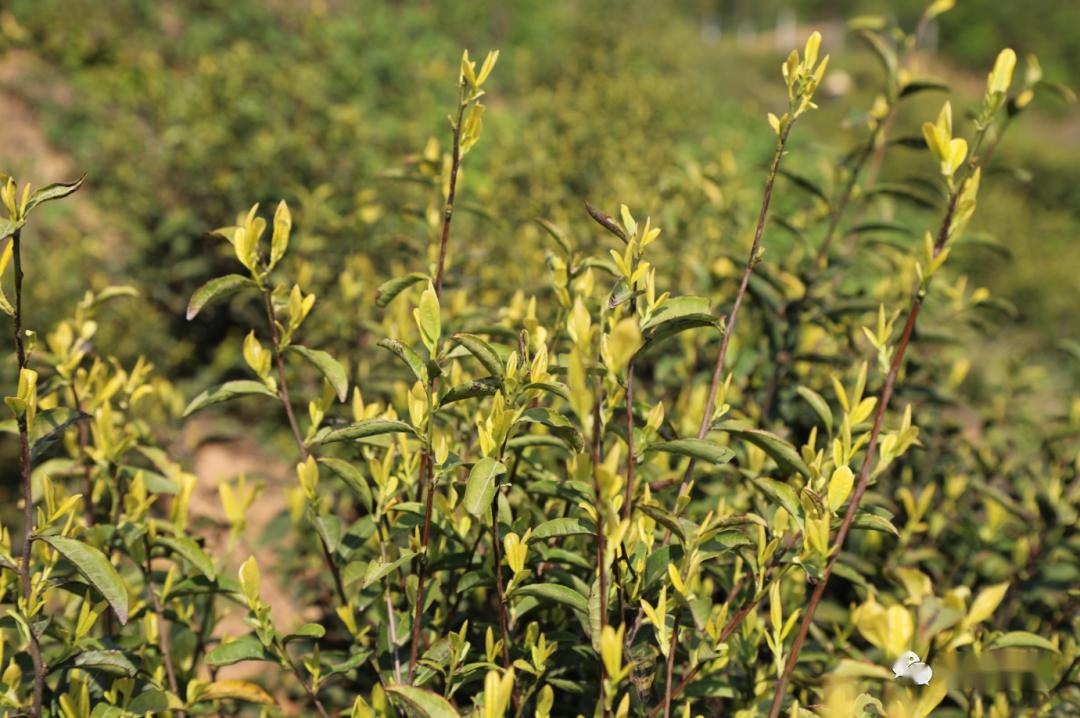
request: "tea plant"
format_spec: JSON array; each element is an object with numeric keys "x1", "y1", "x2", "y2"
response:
[{"x1": 2, "y1": 4, "x2": 1079, "y2": 718}]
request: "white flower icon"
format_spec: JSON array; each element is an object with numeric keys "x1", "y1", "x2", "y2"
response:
[{"x1": 892, "y1": 651, "x2": 933, "y2": 685}]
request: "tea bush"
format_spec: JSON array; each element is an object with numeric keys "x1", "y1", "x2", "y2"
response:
[{"x1": 1, "y1": 3, "x2": 1079, "y2": 718}]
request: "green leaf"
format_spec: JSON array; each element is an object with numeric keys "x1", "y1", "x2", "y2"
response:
[
  {"x1": 854, "y1": 29, "x2": 897, "y2": 78},
  {"x1": 318, "y1": 457, "x2": 373, "y2": 513},
  {"x1": 777, "y1": 168, "x2": 830, "y2": 206},
  {"x1": 753, "y1": 478, "x2": 802, "y2": 521},
  {"x1": 377, "y1": 338, "x2": 428, "y2": 384},
  {"x1": 646, "y1": 438, "x2": 734, "y2": 466},
  {"x1": 987, "y1": 631, "x2": 1059, "y2": 653},
  {"x1": 376, "y1": 272, "x2": 428, "y2": 308},
  {"x1": 639, "y1": 295, "x2": 712, "y2": 331},
  {"x1": 863, "y1": 182, "x2": 939, "y2": 209},
  {"x1": 186, "y1": 274, "x2": 257, "y2": 320},
  {"x1": 206, "y1": 635, "x2": 273, "y2": 666},
  {"x1": 30, "y1": 407, "x2": 90, "y2": 462},
  {"x1": 899, "y1": 79, "x2": 948, "y2": 97},
  {"x1": 183, "y1": 380, "x2": 277, "y2": 417},
  {"x1": 851, "y1": 509, "x2": 900, "y2": 537},
  {"x1": 284, "y1": 623, "x2": 326, "y2": 643},
  {"x1": 25, "y1": 175, "x2": 85, "y2": 214},
  {"x1": 41, "y1": 536, "x2": 129, "y2": 624},
  {"x1": 450, "y1": 333, "x2": 505, "y2": 378},
  {"x1": 713, "y1": 421, "x2": 810, "y2": 478},
  {"x1": 439, "y1": 377, "x2": 501, "y2": 407},
  {"x1": 74, "y1": 649, "x2": 137, "y2": 676},
  {"x1": 529, "y1": 517, "x2": 595, "y2": 543},
  {"x1": 513, "y1": 583, "x2": 589, "y2": 614},
  {"x1": 463, "y1": 457, "x2": 507, "y2": 518},
  {"x1": 358, "y1": 550, "x2": 418, "y2": 590},
  {"x1": 0, "y1": 218, "x2": 25, "y2": 241},
  {"x1": 197, "y1": 680, "x2": 275, "y2": 705},
  {"x1": 386, "y1": 685, "x2": 461, "y2": 718},
  {"x1": 518, "y1": 407, "x2": 584, "y2": 452},
  {"x1": 157, "y1": 536, "x2": 216, "y2": 580},
  {"x1": 523, "y1": 381, "x2": 570, "y2": 401},
  {"x1": 309, "y1": 418, "x2": 417, "y2": 446},
  {"x1": 637, "y1": 298, "x2": 721, "y2": 356},
  {"x1": 796, "y1": 386, "x2": 833, "y2": 435},
  {"x1": 638, "y1": 503, "x2": 688, "y2": 544},
  {"x1": 285, "y1": 345, "x2": 348, "y2": 401}
]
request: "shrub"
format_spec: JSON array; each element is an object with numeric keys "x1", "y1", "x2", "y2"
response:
[{"x1": 1, "y1": 4, "x2": 1078, "y2": 718}]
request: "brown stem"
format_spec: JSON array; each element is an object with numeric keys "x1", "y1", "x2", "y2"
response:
[
  {"x1": 765, "y1": 192, "x2": 961, "y2": 718},
  {"x1": 142, "y1": 537, "x2": 182, "y2": 711},
  {"x1": 591, "y1": 399, "x2": 608, "y2": 714},
  {"x1": 70, "y1": 383, "x2": 95, "y2": 526},
  {"x1": 678, "y1": 121, "x2": 793, "y2": 498},
  {"x1": 377, "y1": 522, "x2": 404, "y2": 684},
  {"x1": 408, "y1": 450, "x2": 435, "y2": 682},
  {"x1": 629, "y1": 123, "x2": 797, "y2": 649},
  {"x1": 12, "y1": 229, "x2": 45, "y2": 716},
  {"x1": 760, "y1": 133, "x2": 879, "y2": 419},
  {"x1": 434, "y1": 102, "x2": 466, "y2": 297},
  {"x1": 281, "y1": 646, "x2": 331, "y2": 718},
  {"x1": 647, "y1": 534, "x2": 799, "y2": 718},
  {"x1": 660, "y1": 608, "x2": 682, "y2": 718},
  {"x1": 622, "y1": 361, "x2": 636, "y2": 522},
  {"x1": 490, "y1": 506, "x2": 513, "y2": 670},
  {"x1": 262, "y1": 291, "x2": 308, "y2": 461},
  {"x1": 261, "y1": 289, "x2": 348, "y2": 608}
]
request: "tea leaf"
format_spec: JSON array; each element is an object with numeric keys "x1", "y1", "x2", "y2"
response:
[
  {"x1": 309, "y1": 418, "x2": 418, "y2": 445},
  {"x1": 463, "y1": 457, "x2": 507, "y2": 517},
  {"x1": 318, "y1": 457, "x2": 373, "y2": 513},
  {"x1": 73, "y1": 649, "x2": 138, "y2": 676},
  {"x1": 529, "y1": 517, "x2": 595, "y2": 542},
  {"x1": 157, "y1": 536, "x2": 216, "y2": 580},
  {"x1": 513, "y1": 583, "x2": 589, "y2": 614},
  {"x1": 197, "y1": 680, "x2": 276, "y2": 705},
  {"x1": 386, "y1": 685, "x2": 460, "y2": 718},
  {"x1": 713, "y1": 421, "x2": 811, "y2": 478},
  {"x1": 987, "y1": 631, "x2": 1059, "y2": 653},
  {"x1": 186, "y1": 274, "x2": 257, "y2": 320},
  {"x1": 25, "y1": 174, "x2": 85, "y2": 214},
  {"x1": 646, "y1": 438, "x2": 735, "y2": 466},
  {"x1": 285, "y1": 345, "x2": 349, "y2": 401},
  {"x1": 753, "y1": 477, "x2": 802, "y2": 521},
  {"x1": 451, "y1": 333, "x2": 505, "y2": 377},
  {"x1": 377, "y1": 338, "x2": 429, "y2": 384},
  {"x1": 41, "y1": 536, "x2": 129, "y2": 624},
  {"x1": 206, "y1": 635, "x2": 272, "y2": 666},
  {"x1": 375, "y1": 272, "x2": 428, "y2": 308},
  {"x1": 183, "y1": 380, "x2": 277, "y2": 416},
  {"x1": 796, "y1": 386, "x2": 833, "y2": 435}
]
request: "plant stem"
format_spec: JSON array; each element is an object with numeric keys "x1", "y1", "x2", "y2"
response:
[
  {"x1": 629, "y1": 124, "x2": 796, "y2": 648},
  {"x1": 12, "y1": 228, "x2": 45, "y2": 717},
  {"x1": 142, "y1": 537, "x2": 182, "y2": 712},
  {"x1": 377, "y1": 521, "x2": 404, "y2": 684},
  {"x1": 434, "y1": 102, "x2": 466, "y2": 297},
  {"x1": 408, "y1": 450, "x2": 435, "y2": 682},
  {"x1": 591, "y1": 398, "x2": 608, "y2": 715},
  {"x1": 646, "y1": 535, "x2": 799, "y2": 718},
  {"x1": 490, "y1": 507, "x2": 513, "y2": 669},
  {"x1": 409, "y1": 95, "x2": 468, "y2": 681},
  {"x1": 261, "y1": 288, "x2": 348, "y2": 607},
  {"x1": 281, "y1": 644, "x2": 331, "y2": 718},
  {"x1": 677, "y1": 121, "x2": 793, "y2": 498},
  {"x1": 622, "y1": 360, "x2": 636, "y2": 522},
  {"x1": 660, "y1": 608, "x2": 682, "y2": 718},
  {"x1": 765, "y1": 190, "x2": 962, "y2": 718}
]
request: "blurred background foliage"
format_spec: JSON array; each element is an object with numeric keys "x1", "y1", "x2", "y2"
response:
[{"x1": 1, "y1": 0, "x2": 1077, "y2": 384}]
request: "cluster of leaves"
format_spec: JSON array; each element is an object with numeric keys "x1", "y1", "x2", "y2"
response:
[{"x1": 1, "y1": 4, "x2": 1079, "y2": 718}]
